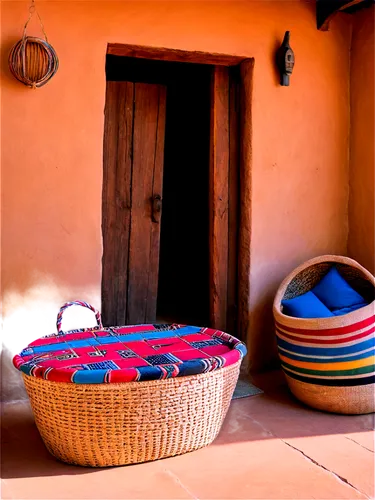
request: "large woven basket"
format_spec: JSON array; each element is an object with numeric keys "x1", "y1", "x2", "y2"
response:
[
  {"x1": 22, "y1": 360, "x2": 239, "y2": 467},
  {"x1": 13, "y1": 302, "x2": 242, "y2": 467},
  {"x1": 273, "y1": 255, "x2": 375, "y2": 415}
]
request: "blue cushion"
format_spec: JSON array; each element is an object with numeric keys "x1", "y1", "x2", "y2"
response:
[
  {"x1": 332, "y1": 304, "x2": 367, "y2": 316},
  {"x1": 282, "y1": 291, "x2": 334, "y2": 318},
  {"x1": 312, "y1": 266, "x2": 367, "y2": 311}
]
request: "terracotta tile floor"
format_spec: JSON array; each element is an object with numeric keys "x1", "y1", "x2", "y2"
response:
[{"x1": 1, "y1": 371, "x2": 374, "y2": 500}]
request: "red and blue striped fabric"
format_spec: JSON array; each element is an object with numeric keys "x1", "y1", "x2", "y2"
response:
[
  {"x1": 275, "y1": 315, "x2": 375, "y2": 386},
  {"x1": 13, "y1": 324, "x2": 247, "y2": 384}
]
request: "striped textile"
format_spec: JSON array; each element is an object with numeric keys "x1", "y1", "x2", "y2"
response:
[
  {"x1": 275, "y1": 315, "x2": 375, "y2": 387},
  {"x1": 13, "y1": 323, "x2": 247, "y2": 384}
]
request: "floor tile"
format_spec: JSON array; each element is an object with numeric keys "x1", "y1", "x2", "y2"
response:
[
  {"x1": 282, "y1": 434, "x2": 374, "y2": 499},
  {"x1": 1, "y1": 372, "x2": 373, "y2": 500}
]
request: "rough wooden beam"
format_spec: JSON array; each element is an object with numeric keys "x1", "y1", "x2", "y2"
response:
[
  {"x1": 238, "y1": 59, "x2": 253, "y2": 351},
  {"x1": 209, "y1": 66, "x2": 230, "y2": 331},
  {"x1": 107, "y1": 43, "x2": 247, "y2": 67}
]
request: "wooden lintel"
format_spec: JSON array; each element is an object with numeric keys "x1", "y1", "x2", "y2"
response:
[{"x1": 107, "y1": 43, "x2": 247, "y2": 67}]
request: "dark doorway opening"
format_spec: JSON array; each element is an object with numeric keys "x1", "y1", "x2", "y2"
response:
[
  {"x1": 158, "y1": 63, "x2": 211, "y2": 326},
  {"x1": 105, "y1": 55, "x2": 211, "y2": 326}
]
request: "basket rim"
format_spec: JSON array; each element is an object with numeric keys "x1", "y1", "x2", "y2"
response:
[
  {"x1": 273, "y1": 255, "x2": 375, "y2": 326},
  {"x1": 21, "y1": 358, "x2": 242, "y2": 390},
  {"x1": 14, "y1": 323, "x2": 247, "y2": 385}
]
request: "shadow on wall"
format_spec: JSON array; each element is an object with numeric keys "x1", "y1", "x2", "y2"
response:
[
  {"x1": 248, "y1": 290, "x2": 280, "y2": 372},
  {"x1": 0, "y1": 287, "x2": 100, "y2": 401},
  {"x1": 1, "y1": 347, "x2": 28, "y2": 402}
]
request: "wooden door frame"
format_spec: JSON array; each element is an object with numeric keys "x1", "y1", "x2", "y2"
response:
[{"x1": 105, "y1": 43, "x2": 253, "y2": 346}]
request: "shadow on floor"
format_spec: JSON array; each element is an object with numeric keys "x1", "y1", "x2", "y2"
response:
[
  {"x1": 214, "y1": 370, "x2": 374, "y2": 448},
  {"x1": 1, "y1": 400, "x2": 104, "y2": 479},
  {"x1": 1, "y1": 370, "x2": 373, "y2": 480}
]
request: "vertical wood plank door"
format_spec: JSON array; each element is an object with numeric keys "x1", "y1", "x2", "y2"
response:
[
  {"x1": 102, "y1": 81, "x2": 167, "y2": 326},
  {"x1": 209, "y1": 65, "x2": 240, "y2": 337},
  {"x1": 238, "y1": 59, "x2": 253, "y2": 343},
  {"x1": 227, "y1": 66, "x2": 240, "y2": 336},
  {"x1": 209, "y1": 66, "x2": 230, "y2": 332}
]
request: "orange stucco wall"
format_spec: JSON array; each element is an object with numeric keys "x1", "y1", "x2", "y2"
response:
[
  {"x1": 1, "y1": 1, "x2": 352, "y2": 399},
  {"x1": 348, "y1": 6, "x2": 375, "y2": 275}
]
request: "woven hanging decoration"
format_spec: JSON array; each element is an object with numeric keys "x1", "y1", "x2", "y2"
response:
[{"x1": 8, "y1": 0, "x2": 58, "y2": 89}]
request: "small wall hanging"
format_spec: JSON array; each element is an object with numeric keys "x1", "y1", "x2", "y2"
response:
[
  {"x1": 276, "y1": 31, "x2": 295, "y2": 86},
  {"x1": 8, "y1": 0, "x2": 58, "y2": 89}
]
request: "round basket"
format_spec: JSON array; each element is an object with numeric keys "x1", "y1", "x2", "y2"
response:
[
  {"x1": 9, "y1": 36, "x2": 58, "y2": 88},
  {"x1": 273, "y1": 255, "x2": 375, "y2": 415},
  {"x1": 14, "y1": 301, "x2": 245, "y2": 467},
  {"x1": 22, "y1": 360, "x2": 240, "y2": 467}
]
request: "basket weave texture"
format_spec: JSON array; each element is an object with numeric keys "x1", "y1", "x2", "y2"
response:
[
  {"x1": 273, "y1": 255, "x2": 375, "y2": 415},
  {"x1": 9, "y1": 36, "x2": 58, "y2": 88},
  {"x1": 23, "y1": 360, "x2": 240, "y2": 467}
]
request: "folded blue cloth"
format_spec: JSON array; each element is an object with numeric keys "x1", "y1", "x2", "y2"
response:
[
  {"x1": 332, "y1": 304, "x2": 366, "y2": 316},
  {"x1": 312, "y1": 266, "x2": 367, "y2": 311},
  {"x1": 282, "y1": 291, "x2": 334, "y2": 318}
]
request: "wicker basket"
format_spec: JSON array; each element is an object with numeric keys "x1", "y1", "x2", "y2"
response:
[
  {"x1": 9, "y1": 36, "x2": 58, "y2": 88},
  {"x1": 13, "y1": 301, "x2": 242, "y2": 467},
  {"x1": 8, "y1": 2, "x2": 58, "y2": 89},
  {"x1": 273, "y1": 255, "x2": 375, "y2": 415},
  {"x1": 22, "y1": 360, "x2": 239, "y2": 467}
]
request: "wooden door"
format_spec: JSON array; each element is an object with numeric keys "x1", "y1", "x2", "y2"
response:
[
  {"x1": 102, "y1": 81, "x2": 167, "y2": 326},
  {"x1": 209, "y1": 66, "x2": 240, "y2": 335},
  {"x1": 237, "y1": 59, "x2": 253, "y2": 343}
]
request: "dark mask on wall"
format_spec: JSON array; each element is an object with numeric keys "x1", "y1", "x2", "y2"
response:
[{"x1": 277, "y1": 31, "x2": 295, "y2": 86}]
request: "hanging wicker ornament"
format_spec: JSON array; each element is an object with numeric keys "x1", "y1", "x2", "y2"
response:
[{"x1": 8, "y1": 0, "x2": 58, "y2": 89}]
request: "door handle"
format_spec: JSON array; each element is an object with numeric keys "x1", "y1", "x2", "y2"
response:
[{"x1": 151, "y1": 195, "x2": 162, "y2": 223}]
